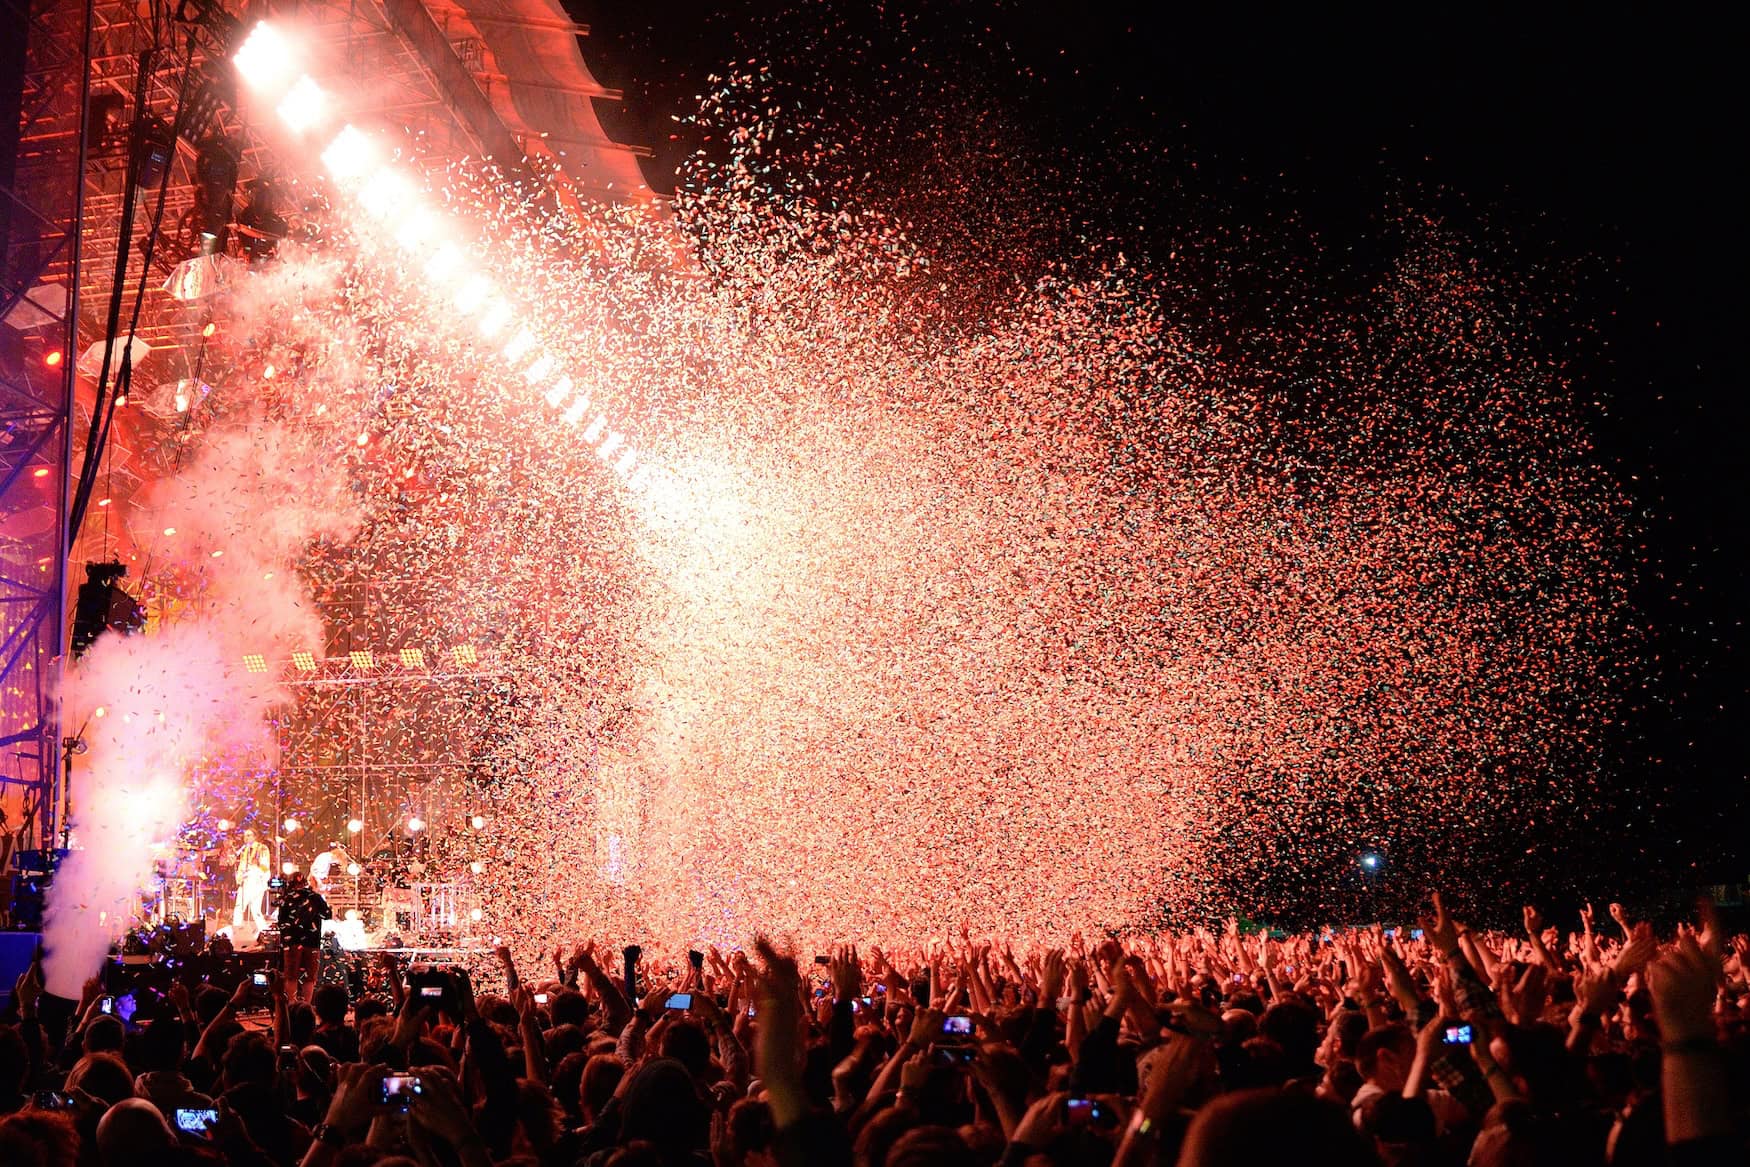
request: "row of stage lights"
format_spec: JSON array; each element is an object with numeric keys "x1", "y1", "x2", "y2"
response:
[
  {"x1": 231, "y1": 23, "x2": 652, "y2": 490},
  {"x1": 242, "y1": 643, "x2": 480, "y2": 674}
]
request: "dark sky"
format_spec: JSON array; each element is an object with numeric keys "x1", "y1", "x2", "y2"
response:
[{"x1": 565, "y1": 2, "x2": 1746, "y2": 884}]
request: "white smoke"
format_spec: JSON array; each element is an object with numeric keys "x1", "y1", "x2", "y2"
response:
[{"x1": 42, "y1": 261, "x2": 360, "y2": 997}]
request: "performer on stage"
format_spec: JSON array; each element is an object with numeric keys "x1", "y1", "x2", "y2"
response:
[
  {"x1": 231, "y1": 827, "x2": 271, "y2": 931},
  {"x1": 309, "y1": 840, "x2": 351, "y2": 895}
]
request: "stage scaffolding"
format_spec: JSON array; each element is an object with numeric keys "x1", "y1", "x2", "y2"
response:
[{"x1": 3, "y1": 0, "x2": 649, "y2": 865}]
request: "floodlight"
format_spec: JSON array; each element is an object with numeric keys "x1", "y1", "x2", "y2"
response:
[
  {"x1": 276, "y1": 75, "x2": 328, "y2": 134},
  {"x1": 321, "y1": 126, "x2": 374, "y2": 182}
]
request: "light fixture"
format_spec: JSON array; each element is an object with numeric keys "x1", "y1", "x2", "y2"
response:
[
  {"x1": 217, "y1": 818, "x2": 232, "y2": 831},
  {"x1": 346, "y1": 817, "x2": 364, "y2": 833},
  {"x1": 281, "y1": 860, "x2": 298, "y2": 874},
  {"x1": 233, "y1": 23, "x2": 296, "y2": 92},
  {"x1": 407, "y1": 816, "x2": 425, "y2": 832},
  {"x1": 284, "y1": 817, "x2": 300, "y2": 832},
  {"x1": 243, "y1": 654, "x2": 268, "y2": 674},
  {"x1": 469, "y1": 907, "x2": 483, "y2": 921},
  {"x1": 359, "y1": 170, "x2": 416, "y2": 220},
  {"x1": 321, "y1": 125, "x2": 374, "y2": 182},
  {"x1": 469, "y1": 860, "x2": 484, "y2": 874},
  {"x1": 275, "y1": 75, "x2": 328, "y2": 134},
  {"x1": 346, "y1": 862, "x2": 362, "y2": 877},
  {"x1": 470, "y1": 814, "x2": 486, "y2": 830}
]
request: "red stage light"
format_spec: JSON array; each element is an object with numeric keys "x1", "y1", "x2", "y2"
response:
[{"x1": 44, "y1": 351, "x2": 62, "y2": 367}]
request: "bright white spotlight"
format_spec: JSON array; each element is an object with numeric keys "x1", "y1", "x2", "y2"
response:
[
  {"x1": 452, "y1": 275, "x2": 493, "y2": 314},
  {"x1": 471, "y1": 814, "x2": 487, "y2": 830},
  {"x1": 393, "y1": 208, "x2": 440, "y2": 252},
  {"x1": 477, "y1": 301, "x2": 511, "y2": 338},
  {"x1": 346, "y1": 817, "x2": 364, "y2": 833},
  {"x1": 321, "y1": 126, "x2": 374, "y2": 182},
  {"x1": 544, "y1": 376, "x2": 574, "y2": 408},
  {"x1": 562, "y1": 397, "x2": 590, "y2": 425},
  {"x1": 283, "y1": 817, "x2": 301, "y2": 833},
  {"x1": 523, "y1": 354, "x2": 555, "y2": 384},
  {"x1": 425, "y1": 244, "x2": 465, "y2": 283},
  {"x1": 407, "y1": 816, "x2": 426, "y2": 833},
  {"x1": 614, "y1": 448, "x2": 638, "y2": 478},
  {"x1": 597, "y1": 431, "x2": 625, "y2": 460},
  {"x1": 501, "y1": 328, "x2": 536, "y2": 363},
  {"x1": 359, "y1": 170, "x2": 417, "y2": 220},
  {"x1": 469, "y1": 860, "x2": 485, "y2": 874},
  {"x1": 469, "y1": 907, "x2": 484, "y2": 921},
  {"x1": 233, "y1": 22, "x2": 296, "y2": 92},
  {"x1": 281, "y1": 860, "x2": 298, "y2": 874},
  {"x1": 276, "y1": 75, "x2": 329, "y2": 134},
  {"x1": 581, "y1": 415, "x2": 606, "y2": 442},
  {"x1": 346, "y1": 862, "x2": 362, "y2": 877}
]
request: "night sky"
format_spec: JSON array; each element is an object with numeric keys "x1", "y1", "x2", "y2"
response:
[{"x1": 565, "y1": 1, "x2": 1746, "y2": 897}]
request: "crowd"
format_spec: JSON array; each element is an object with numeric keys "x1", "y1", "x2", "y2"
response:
[{"x1": 1, "y1": 891, "x2": 1745, "y2": 1166}]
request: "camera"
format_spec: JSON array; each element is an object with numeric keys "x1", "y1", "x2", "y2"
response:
[
  {"x1": 534, "y1": 992, "x2": 549, "y2": 1005},
  {"x1": 251, "y1": 971, "x2": 271, "y2": 988},
  {"x1": 175, "y1": 1108, "x2": 219, "y2": 1135},
  {"x1": 407, "y1": 963, "x2": 459, "y2": 1013},
  {"x1": 98, "y1": 995, "x2": 114, "y2": 1014},
  {"x1": 939, "y1": 1015, "x2": 975, "y2": 1042},
  {"x1": 1064, "y1": 1097, "x2": 1116, "y2": 1129},
  {"x1": 381, "y1": 1074, "x2": 423, "y2": 1110},
  {"x1": 1442, "y1": 1024, "x2": 1473, "y2": 1046},
  {"x1": 664, "y1": 993, "x2": 692, "y2": 1011}
]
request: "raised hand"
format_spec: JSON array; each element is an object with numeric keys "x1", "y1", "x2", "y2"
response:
[
  {"x1": 1615, "y1": 921, "x2": 1658, "y2": 978},
  {"x1": 1522, "y1": 905, "x2": 1544, "y2": 936},
  {"x1": 1039, "y1": 948, "x2": 1067, "y2": 1005},
  {"x1": 1421, "y1": 891, "x2": 1461, "y2": 956},
  {"x1": 323, "y1": 1062, "x2": 390, "y2": 1135},
  {"x1": 1647, "y1": 931, "x2": 1722, "y2": 1044},
  {"x1": 830, "y1": 945, "x2": 863, "y2": 1002}
]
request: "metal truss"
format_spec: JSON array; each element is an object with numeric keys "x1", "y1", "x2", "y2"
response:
[{"x1": 7, "y1": 0, "x2": 646, "y2": 857}]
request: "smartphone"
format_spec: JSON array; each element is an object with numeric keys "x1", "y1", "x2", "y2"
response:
[
  {"x1": 746, "y1": 1005, "x2": 756, "y2": 1018},
  {"x1": 277, "y1": 1044, "x2": 297, "y2": 1064},
  {"x1": 940, "y1": 1015, "x2": 974, "y2": 1040},
  {"x1": 419, "y1": 985, "x2": 444, "y2": 999},
  {"x1": 31, "y1": 1090, "x2": 74, "y2": 1110},
  {"x1": 1231, "y1": 973, "x2": 1244, "y2": 984},
  {"x1": 175, "y1": 1107, "x2": 219, "y2": 1136},
  {"x1": 1064, "y1": 1097, "x2": 1114, "y2": 1128},
  {"x1": 664, "y1": 993, "x2": 692, "y2": 1011},
  {"x1": 1442, "y1": 1024, "x2": 1473, "y2": 1046},
  {"x1": 268, "y1": 876, "x2": 286, "y2": 891},
  {"x1": 381, "y1": 1074, "x2": 423, "y2": 1110},
  {"x1": 689, "y1": 950, "x2": 705, "y2": 969},
  {"x1": 813, "y1": 955, "x2": 831, "y2": 966},
  {"x1": 1411, "y1": 928, "x2": 1425, "y2": 941},
  {"x1": 98, "y1": 995, "x2": 115, "y2": 1014},
  {"x1": 932, "y1": 1045, "x2": 976, "y2": 1066},
  {"x1": 1383, "y1": 927, "x2": 1398, "y2": 938},
  {"x1": 534, "y1": 992, "x2": 550, "y2": 1005},
  {"x1": 251, "y1": 971, "x2": 270, "y2": 988}
]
